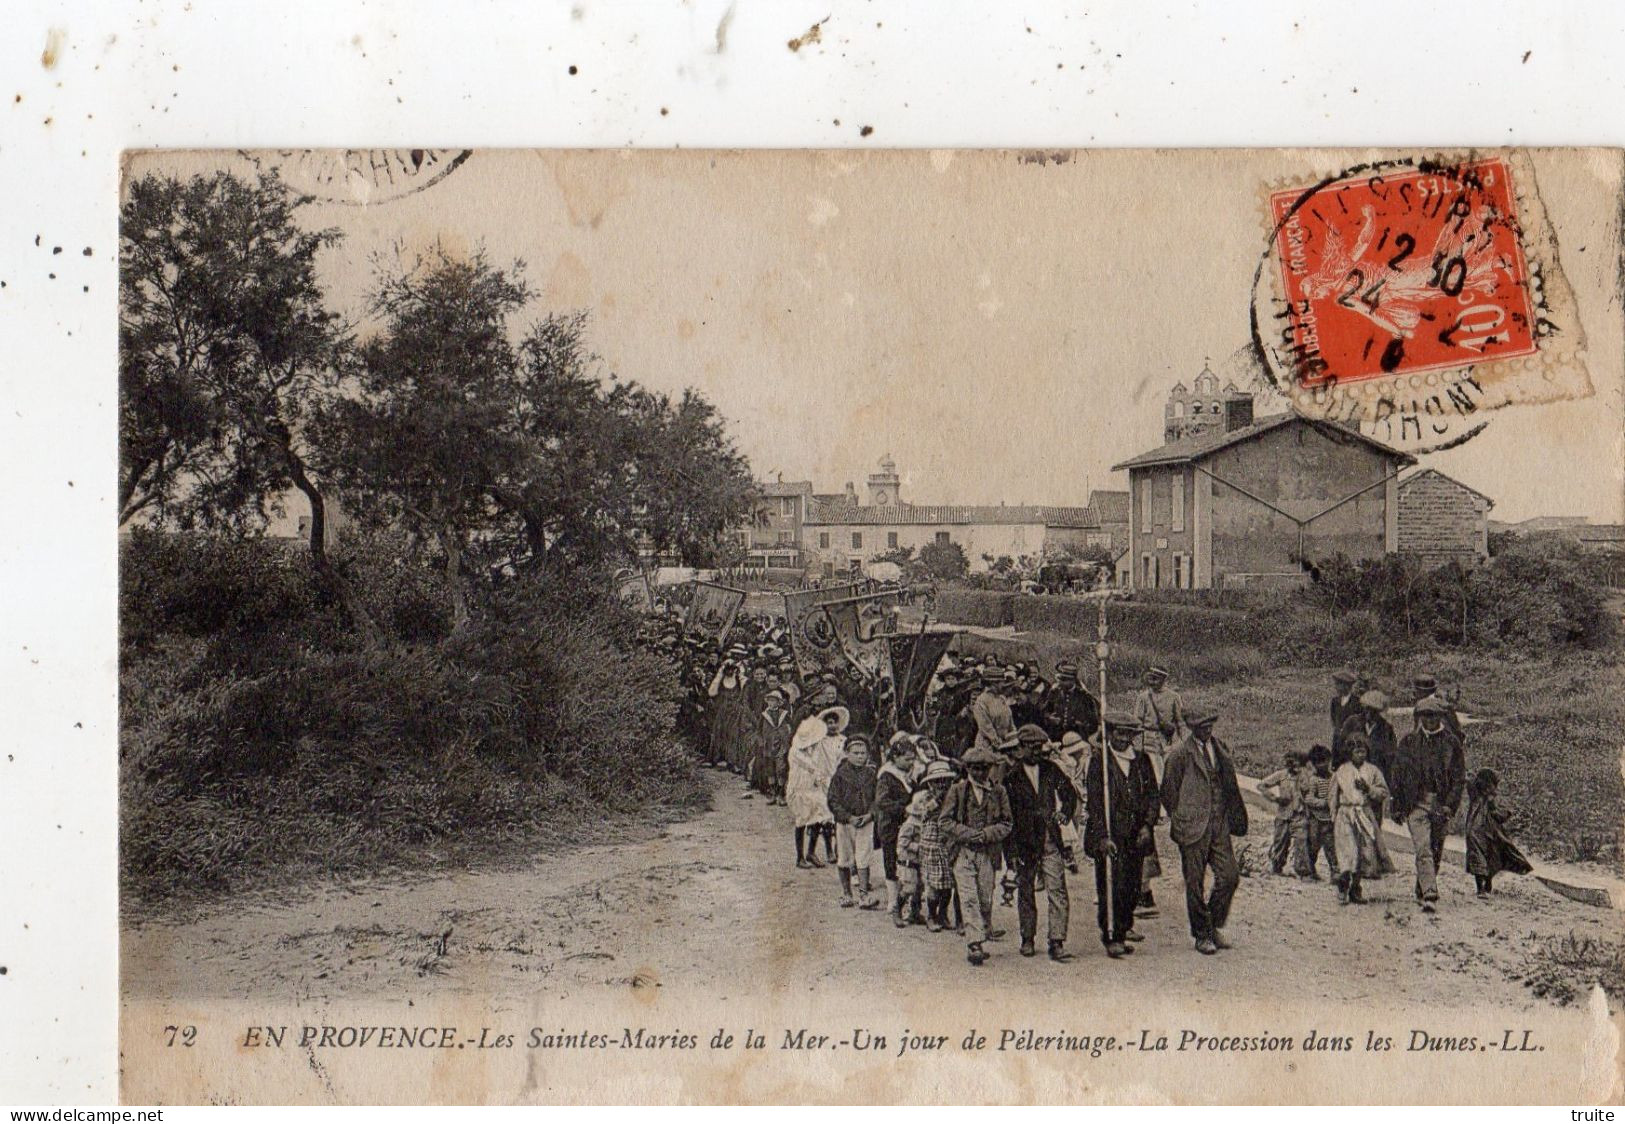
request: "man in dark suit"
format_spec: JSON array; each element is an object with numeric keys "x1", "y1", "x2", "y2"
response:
[
  {"x1": 1003, "y1": 723, "x2": 1080, "y2": 961},
  {"x1": 1041, "y1": 661, "x2": 1101, "y2": 742},
  {"x1": 1159, "y1": 707, "x2": 1249, "y2": 955},
  {"x1": 1329, "y1": 667, "x2": 1362, "y2": 755}
]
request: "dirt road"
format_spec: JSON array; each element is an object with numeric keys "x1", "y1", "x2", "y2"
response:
[{"x1": 123, "y1": 772, "x2": 1617, "y2": 1011}]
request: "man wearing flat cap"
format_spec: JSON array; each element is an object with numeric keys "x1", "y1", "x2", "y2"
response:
[
  {"x1": 971, "y1": 666, "x2": 1019, "y2": 756},
  {"x1": 1329, "y1": 668, "x2": 1362, "y2": 754},
  {"x1": 941, "y1": 745, "x2": 1014, "y2": 966},
  {"x1": 1002, "y1": 723, "x2": 1079, "y2": 961},
  {"x1": 1042, "y1": 661, "x2": 1102, "y2": 744},
  {"x1": 1410, "y1": 672, "x2": 1463, "y2": 740},
  {"x1": 1084, "y1": 712, "x2": 1160, "y2": 958},
  {"x1": 1160, "y1": 707, "x2": 1248, "y2": 955},
  {"x1": 1389, "y1": 695, "x2": 1466, "y2": 913}
]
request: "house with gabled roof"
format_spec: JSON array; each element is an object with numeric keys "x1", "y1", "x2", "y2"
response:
[
  {"x1": 1112, "y1": 390, "x2": 1416, "y2": 590},
  {"x1": 1396, "y1": 467, "x2": 1495, "y2": 568}
]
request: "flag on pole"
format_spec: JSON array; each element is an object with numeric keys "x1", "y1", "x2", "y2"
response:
[{"x1": 684, "y1": 580, "x2": 747, "y2": 644}]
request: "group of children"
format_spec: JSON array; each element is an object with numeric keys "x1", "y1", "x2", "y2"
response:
[{"x1": 1258, "y1": 735, "x2": 1529, "y2": 904}]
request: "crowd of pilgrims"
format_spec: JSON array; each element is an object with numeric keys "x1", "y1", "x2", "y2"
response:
[{"x1": 637, "y1": 608, "x2": 1534, "y2": 966}]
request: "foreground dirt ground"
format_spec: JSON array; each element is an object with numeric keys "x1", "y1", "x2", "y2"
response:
[{"x1": 123, "y1": 773, "x2": 1619, "y2": 1014}]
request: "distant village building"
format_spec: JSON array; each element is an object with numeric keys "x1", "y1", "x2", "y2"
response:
[
  {"x1": 741, "y1": 456, "x2": 1104, "y2": 579},
  {"x1": 1114, "y1": 386, "x2": 1415, "y2": 590},
  {"x1": 738, "y1": 480, "x2": 814, "y2": 569},
  {"x1": 1396, "y1": 468, "x2": 1494, "y2": 568}
]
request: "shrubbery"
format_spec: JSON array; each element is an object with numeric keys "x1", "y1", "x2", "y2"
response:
[
  {"x1": 1305, "y1": 542, "x2": 1615, "y2": 654},
  {"x1": 120, "y1": 531, "x2": 705, "y2": 904},
  {"x1": 1012, "y1": 595, "x2": 1266, "y2": 649},
  {"x1": 934, "y1": 589, "x2": 1014, "y2": 628}
]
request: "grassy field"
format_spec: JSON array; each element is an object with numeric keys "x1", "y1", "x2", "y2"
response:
[{"x1": 952, "y1": 625, "x2": 1624, "y2": 869}]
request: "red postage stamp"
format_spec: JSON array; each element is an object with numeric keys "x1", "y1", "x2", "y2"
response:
[{"x1": 1267, "y1": 157, "x2": 1536, "y2": 388}]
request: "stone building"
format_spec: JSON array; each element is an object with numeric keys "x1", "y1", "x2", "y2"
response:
[
  {"x1": 1114, "y1": 392, "x2": 1415, "y2": 590},
  {"x1": 1395, "y1": 468, "x2": 1494, "y2": 568}
]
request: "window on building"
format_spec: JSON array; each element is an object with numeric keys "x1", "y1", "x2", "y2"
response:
[
  {"x1": 1191, "y1": 402, "x2": 1204, "y2": 415},
  {"x1": 777, "y1": 530, "x2": 794, "y2": 546},
  {"x1": 1172, "y1": 401, "x2": 1184, "y2": 417},
  {"x1": 780, "y1": 496, "x2": 797, "y2": 517},
  {"x1": 1153, "y1": 555, "x2": 1162, "y2": 589},
  {"x1": 822, "y1": 562, "x2": 835, "y2": 578},
  {"x1": 1155, "y1": 476, "x2": 1172, "y2": 527},
  {"x1": 852, "y1": 532, "x2": 863, "y2": 550},
  {"x1": 1171, "y1": 474, "x2": 1185, "y2": 533},
  {"x1": 819, "y1": 532, "x2": 830, "y2": 549},
  {"x1": 1141, "y1": 554, "x2": 1152, "y2": 587},
  {"x1": 935, "y1": 531, "x2": 950, "y2": 545},
  {"x1": 1173, "y1": 553, "x2": 1186, "y2": 589},
  {"x1": 1139, "y1": 478, "x2": 1152, "y2": 531}
]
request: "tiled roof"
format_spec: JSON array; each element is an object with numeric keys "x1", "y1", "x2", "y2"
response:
[
  {"x1": 1111, "y1": 412, "x2": 1416, "y2": 471},
  {"x1": 757, "y1": 480, "x2": 813, "y2": 497},
  {"x1": 1087, "y1": 489, "x2": 1130, "y2": 524},
  {"x1": 804, "y1": 502, "x2": 1098, "y2": 528}
]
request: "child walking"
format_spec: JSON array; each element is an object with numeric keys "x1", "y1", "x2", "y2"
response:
[
  {"x1": 915, "y1": 760, "x2": 959, "y2": 932},
  {"x1": 1328, "y1": 733, "x2": 1392, "y2": 904},
  {"x1": 895, "y1": 789, "x2": 934, "y2": 928},
  {"x1": 1258, "y1": 749, "x2": 1307, "y2": 876},
  {"x1": 1465, "y1": 768, "x2": 1532, "y2": 897},
  {"x1": 828, "y1": 733, "x2": 881, "y2": 909},
  {"x1": 1299, "y1": 745, "x2": 1337, "y2": 880}
]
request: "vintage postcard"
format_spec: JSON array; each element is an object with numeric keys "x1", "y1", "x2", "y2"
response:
[{"x1": 116, "y1": 148, "x2": 1624, "y2": 1104}]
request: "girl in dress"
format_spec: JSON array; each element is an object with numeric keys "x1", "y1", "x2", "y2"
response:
[
  {"x1": 1465, "y1": 768, "x2": 1532, "y2": 897},
  {"x1": 1328, "y1": 733, "x2": 1392, "y2": 904}
]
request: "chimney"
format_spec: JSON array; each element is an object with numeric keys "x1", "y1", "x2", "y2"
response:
[
  {"x1": 1224, "y1": 394, "x2": 1255, "y2": 433},
  {"x1": 844, "y1": 481, "x2": 857, "y2": 504}
]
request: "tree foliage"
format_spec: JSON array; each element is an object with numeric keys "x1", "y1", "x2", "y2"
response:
[{"x1": 119, "y1": 170, "x2": 347, "y2": 556}]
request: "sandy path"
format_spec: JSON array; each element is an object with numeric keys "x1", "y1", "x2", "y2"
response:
[{"x1": 122, "y1": 772, "x2": 1617, "y2": 1012}]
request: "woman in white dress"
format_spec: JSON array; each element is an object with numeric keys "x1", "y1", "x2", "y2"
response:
[{"x1": 786, "y1": 707, "x2": 848, "y2": 868}]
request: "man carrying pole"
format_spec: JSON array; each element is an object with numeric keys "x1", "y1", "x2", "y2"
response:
[{"x1": 1085, "y1": 711, "x2": 1159, "y2": 958}]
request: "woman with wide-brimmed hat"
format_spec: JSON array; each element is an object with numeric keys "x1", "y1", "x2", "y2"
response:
[{"x1": 786, "y1": 706, "x2": 847, "y2": 868}]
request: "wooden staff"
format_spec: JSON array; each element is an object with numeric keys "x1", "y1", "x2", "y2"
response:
[{"x1": 1095, "y1": 596, "x2": 1113, "y2": 928}]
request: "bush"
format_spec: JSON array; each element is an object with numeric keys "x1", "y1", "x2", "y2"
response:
[
  {"x1": 120, "y1": 533, "x2": 706, "y2": 905},
  {"x1": 935, "y1": 589, "x2": 1014, "y2": 627},
  {"x1": 1303, "y1": 546, "x2": 1615, "y2": 653}
]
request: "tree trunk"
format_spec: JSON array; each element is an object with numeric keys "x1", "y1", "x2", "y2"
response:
[
  {"x1": 442, "y1": 529, "x2": 471, "y2": 634},
  {"x1": 284, "y1": 441, "x2": 384, "y2": 647},
  {"x1": 285, "y1": 452, "x2": 327, "y2": 567}
]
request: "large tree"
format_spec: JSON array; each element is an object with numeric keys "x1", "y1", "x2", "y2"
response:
[
  {"x1": 321, "y1": 246, "x2": 532, "y2": 632},
  {"x1": 119, "y1": 169, "x2": 348, "y2": 561},
  {"x1": 325, "y1": 248, "x2": 758, "y2": 629}
]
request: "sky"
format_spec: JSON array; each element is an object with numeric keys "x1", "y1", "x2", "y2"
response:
[{"x1": 132, "y1": 148, "x2": 1625, "y2": 522}]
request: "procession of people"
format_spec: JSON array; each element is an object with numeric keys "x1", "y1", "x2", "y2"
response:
[{"x1": 636, "y1": 595, "x2": 1527, "y2": 968}]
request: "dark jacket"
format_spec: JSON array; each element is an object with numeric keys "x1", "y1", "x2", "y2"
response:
[
  {"x1": 1330, "y1": 691, "x2": 1362, "y2": 750},
  {"x1": 1002, "y1": 758, "x2": 1079, "y2": 864},
  {"x1": 1465, "y1": 792, "x2": 1532, "y2": 878},
  {"x1": 939, "y1": 778, "x2": 1012, "y2": 853},
  {"x1": 1082, "y1": 749, "x2": 1159, "y2": 859},
  {"x1": 1159, "y1": 733, "x2": 1249, "y2": 845},
  {"x1": 1042, "y1": 684, "x2": 1101, "y2": 742},
  {"x1": 1335, "y1": 711, "x2": 1397, "y2": 776},
  {"x1": 872, "y1": 765, "x2": 913, "y2": 844},
  {"x1": 827, "y1": 759, "x2": 878, "y2": 824},
  {"x1": 1389, "y1": 727, "x2": 1466, "y2": 821}
]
